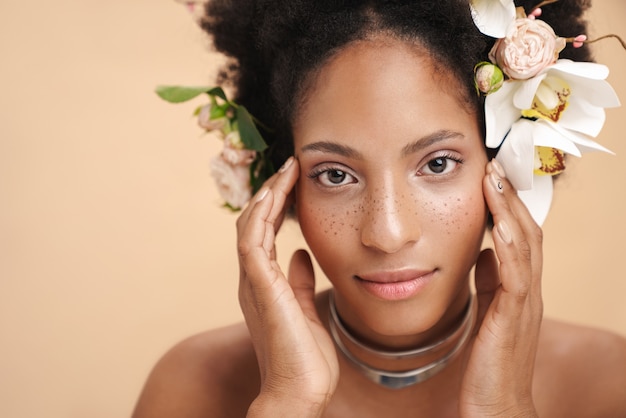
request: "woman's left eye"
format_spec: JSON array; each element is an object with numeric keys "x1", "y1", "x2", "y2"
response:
[
  {"x1": 419, "y1": 155, "x2": 463, "y2": 176},
  {"x1": 310, "y1": 167, "x2": 357, "y2": 187}
]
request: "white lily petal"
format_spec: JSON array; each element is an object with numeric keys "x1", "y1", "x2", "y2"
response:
[
  {"x1": 574, "y1": 140, "x2": 615, "y2": 155},
  {"x1": 518, "y1": 174, "x2": 553, "y2": 226},
  {"x1": 495, "y1": 120, "x2": 535, "y2": 190},
  {"x1": 558, "y1": 97, "x2": 606, "y2": 137},
  {"x1": 485, "y1": 81, "x2": 520, "y2": 148},
  {"x1": 544, "y1": 121, "x2": 614, "y2": 154},
  {"x1": 532, "y1": 121, "x2": 582, "y2": 157},
  {"x1": 563, "y1": 76, "x2": 621, "y2": 108},
  {"x1": 470, "y1": 0, "x2": 516, "y2": 38},
  {"x1": 513, "y1": 73, "x2": 546, "y2": 110},
  {"x1": 550, "y1": 59, "x2": 610, "y2": 80}
]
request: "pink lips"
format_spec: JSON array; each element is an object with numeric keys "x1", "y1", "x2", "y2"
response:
[{"x1": 355, "y1": 270, "x2": 434, "y2": 300}]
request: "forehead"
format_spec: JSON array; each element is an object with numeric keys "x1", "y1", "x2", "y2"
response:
[{"x1": 292, "y1": 37, "x2": 480, "y2": 150}]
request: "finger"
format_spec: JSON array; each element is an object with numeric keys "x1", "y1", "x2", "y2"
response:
[
  {"x1": 483, "y1": 164, "x2": 533, "y2": 316},
  {"x1": 266, "y1": 157, "x2": 299, "y2": 229},
  {"x1": 238, "y1": 189, "x2": 280, "y2": 287},
  {"x1": 487, "y1": 160, "x2": 543, "y2": 287},
  {"x1": 474, "y1": 248, "x2": 500, "y2": 334},
  {"x1": 263, "y1": 158, "x2": 299, "y2": 258},
  {"x1": 288, "y1": 249, "x2": 321, "y2": 324},
  {"x1": 236, "y1": 156, "x2": 297, "y2": 240}
]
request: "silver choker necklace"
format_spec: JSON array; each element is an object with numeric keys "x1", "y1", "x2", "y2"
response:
[{"x1": 328, "y1": 292, "x2": 476, "y2": 389}]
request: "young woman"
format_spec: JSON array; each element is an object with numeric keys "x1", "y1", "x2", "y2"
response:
[{"x1": 134, "y1": 1, "x2": 626, "y2": 416}]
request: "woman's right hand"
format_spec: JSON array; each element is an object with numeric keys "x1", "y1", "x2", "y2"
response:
[{"x1": 236, "y1": 157, "x2": 339, "y2": 417}]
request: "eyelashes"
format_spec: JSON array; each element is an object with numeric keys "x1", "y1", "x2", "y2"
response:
[
  {"x1": 308, "y1": 166, "x2": 357, "y2": 187},
  {"x1": 419, "y1": 152, "x2": 464, "y2": 176},
  {"x1": 307, "y1": 152, "x2": 465, "y2": 189}
]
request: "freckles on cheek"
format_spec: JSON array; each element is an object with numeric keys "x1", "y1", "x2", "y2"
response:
[
  {"x1": 299, "y1": 197, "x2": 361, "y2": 243},
  {"x1": 414, "y1": 191, "x2": 485, "y2": 235}
]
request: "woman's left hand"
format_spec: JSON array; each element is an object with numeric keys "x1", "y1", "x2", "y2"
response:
[{"x1": 460, "y1": 159, "x2": 543, "y2": 417}]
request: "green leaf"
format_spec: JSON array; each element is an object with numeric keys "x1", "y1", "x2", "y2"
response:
[
  {"x1": 211, "y1": 103, "x2": 229, "y2": 120},
  {"x1": 207, "y1": 87, "x2": 228, "y2": 102},
  {"x1": 237, "y1": 106, "x2": 268, "y2": 152},
  {"x1": 155, "y1": 85, "x2": 214, "y2": 103}
]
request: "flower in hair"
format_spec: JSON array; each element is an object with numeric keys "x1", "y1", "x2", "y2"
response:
[
  {"x1": 487, "y1": 60, "x2": 618, "y2": 222},
  {"x1": 470, "y1": 1, "x2": 621, "y2": 224},
  {"x1": 156, "y1": 86, "x2": 273, "y2": 210},
  {"x1": 474, "y1": 62, "x2": 504, "y2": 94},
  {"x1": 489, "y1": 17, "x2": 566, "y2": 80},
  {"x1": 469, "y1": 0, "x2": 516, "y2": 38}
]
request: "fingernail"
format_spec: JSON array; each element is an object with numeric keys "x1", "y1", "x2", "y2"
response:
[
  {"x1": 491, "y1": 158, "x2": 506, "y2": 179},
  {"x1": 256, "y1": 188, "x2": 269, "y2": 202},
  {"x1": 489, "y1": 172, "x2": 504, "y2": 194},
  {"x1": 279, "y1": 156, "x2": 294, "y2": 173},
  {"x1": 496, "y1": 220, "x2": 513, "y2": 244}
]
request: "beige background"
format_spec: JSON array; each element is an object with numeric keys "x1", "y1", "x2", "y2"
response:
[{"x1": 1, "y1": 1, "x2": 625, "y2": 417}]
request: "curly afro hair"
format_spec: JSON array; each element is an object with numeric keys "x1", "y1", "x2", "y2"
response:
[{"x1": 200, "y1": 0, "x2": 593, "y2": 167}]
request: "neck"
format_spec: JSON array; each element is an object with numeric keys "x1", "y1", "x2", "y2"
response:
[{"x1": 328, "y1": 291, "x2": 476, "y2": 389}]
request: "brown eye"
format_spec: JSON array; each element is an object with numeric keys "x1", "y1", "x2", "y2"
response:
[
  {"x1": 427, "y1": 158, "x2": 447, "y2": 174},
  {"x1": 326, "y1": 169, "x2": 347, "y2": 184},
  {"x1": 311, "y1": 166, "x2": 357, "y2": 188},
  {"x1": 420, "y1": 155, "x2": 462, "y2": 176}
]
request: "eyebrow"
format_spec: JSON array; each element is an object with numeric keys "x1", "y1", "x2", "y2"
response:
[
  {"x1": 401, "y1": 130, "x2": 465, "y2": 157},
  {"x1": 300, "y1": 141, "x2": 364, "y2": 159},
  {"x1": 299, "y1": 129, "x2": 464, "y2": 159}
]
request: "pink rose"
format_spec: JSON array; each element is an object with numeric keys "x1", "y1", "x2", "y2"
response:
[
  {"x1": 222, "y1": 132, "x2": 257, "y2": 165},
  {"x1": 489, "y1": 18, "x2": 566, "y2": 80},
  {"x1": 209, "y1": 156, "x2": 252, "y2": 209}
]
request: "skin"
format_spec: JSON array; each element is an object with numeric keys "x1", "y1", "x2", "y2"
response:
[
  {"x1": 294, "y1": 37, "x2": 487, "y2": 353},
  {"x1": 132, "y1": 36, "x2": 626, "y2": 418}
]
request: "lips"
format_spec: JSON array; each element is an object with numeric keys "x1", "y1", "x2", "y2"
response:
[
  {"x1": 357, "y1": 269, "x2": 433, "y2": 283},
  {"x1": 355, "y1": 269, "x2": 435, "y2": 300}
]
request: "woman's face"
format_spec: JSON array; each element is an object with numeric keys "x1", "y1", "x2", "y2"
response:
[{"x1": 293, "y1": 37, "x2": 488, "y2": 346}]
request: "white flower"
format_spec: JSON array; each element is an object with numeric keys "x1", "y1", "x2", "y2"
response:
[
  {"x1": 487, "y1": 60, "x2": 620, "y2": 224},
  {"x1": 209, "y1": 156, "x2": 253, "y2": 210},
  {"x1": 486, "y1": 60, "x2": 620, "y2": 151},
  {"x1": 470, "y1": 0, "x2": 516, "y2": 38},
  {"x1": 489, "y1": 18, "x2": 566, "y2": 80}
]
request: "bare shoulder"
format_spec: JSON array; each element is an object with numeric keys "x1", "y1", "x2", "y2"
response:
[
  {"x1": 132, "y1": 322, "x2": 260, "y2": 418},
  {"x1": 533, "y1": 318, "x2": 626, "y2": 417}
]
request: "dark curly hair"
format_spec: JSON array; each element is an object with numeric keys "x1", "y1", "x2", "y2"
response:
[{"x1": 200, "y1": 0, "x2": 592, "y2": 168}]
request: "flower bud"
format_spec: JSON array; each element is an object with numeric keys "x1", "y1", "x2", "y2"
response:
[
  {"x1": 197, "y1": 103, "x2": 228, "y2": 132},
  {"x1": 474, "y1": 62, "x2": 504, "y2": 95}
]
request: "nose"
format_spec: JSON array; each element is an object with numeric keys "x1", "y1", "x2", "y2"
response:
[{"x1": 359, "y1": 183, "x2": 422, "y2": 254}]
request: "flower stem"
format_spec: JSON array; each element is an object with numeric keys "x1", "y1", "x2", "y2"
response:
[
  {"x1": 584, "y1": 34, "x2": 626, "y2": 51},
  {"x1": 531, "y1": 0, "x2": 559, "y2": 11}
]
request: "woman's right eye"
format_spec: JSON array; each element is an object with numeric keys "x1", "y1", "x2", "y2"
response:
[{"x1": 310, "y1": 167, "x2": 357, "y2": 187}]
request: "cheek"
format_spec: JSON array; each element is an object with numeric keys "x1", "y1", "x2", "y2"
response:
[
  {"x1": 419, "y1": 180, "x2": 487, "y2": 239},
  {"x1": 295, "y1": 185, "x2": 362, "y2": 267}
]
